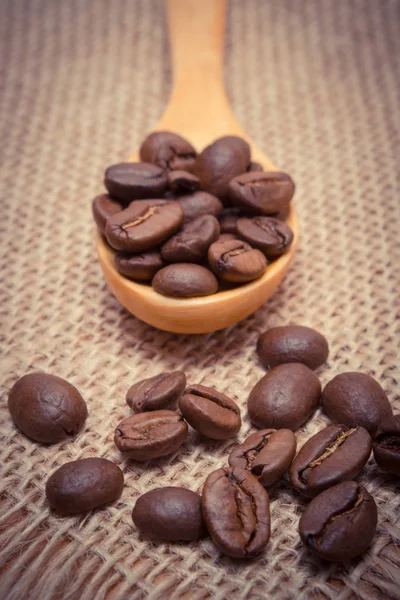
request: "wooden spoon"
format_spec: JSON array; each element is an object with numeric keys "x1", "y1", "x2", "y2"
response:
[{"x1": 97, "y1": 0, "x2": 298, "y2": 334}]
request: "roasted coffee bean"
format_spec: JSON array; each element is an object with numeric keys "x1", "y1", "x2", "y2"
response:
[
  {"x1": 92, "y1": 194, "x2": 123, "y2": 235},
  {"x1": 179, "y1": 384, "x2": 241, "y2": 440},
  {"x1": 373, "y1": 414, "x2": 400, "y2": 475},
  {"x1": 229, "y1": 429, "x2": 296, "y2": 487},
  {"x1": 228, "y1": 171, "x2": 295, "y2": 215},
  {"x1": 126, "y1": 371, "x2": 186, "y2": 412},
  {"x1": 132, "y1": 487, "x2": 207, "y2": 541},
  {"x1": 152, "y1": 263, "x2": 218, "y2": 297},
  {"x1": 114, "y1": 251, "x2": 165, "y2": 281},
  {"x1": 46, "y1": 458, "x2": 124, "y2": 514},
  {"x1": 290, "y1": 424, "x2": 372, "y2": 497},
  {"x1": 105, "y1": 199, "x2": 183, "y2": 253},
  {"x1": 161, "y1": 215, "x2": 220, "y2": 263},
  {"x1": 247, "y1": 161, "x2": 263, "y2": 172},
  {"x1": 104, "y1": 162, "x2": 167, "y2": 203},
  {"x1": 202, "y1": 467, "x2": 270, "y2": 558},
  {"x1": 140, "y1": 131, "x2": 197, "y2": 172},
  {"x1": 167, "y1": 170, "x2": 201, "y2": 194},
  {"x1": 176, "y1": 191, "x2": 223, "y2": 223},
  {"x1": 219, "y1": 210, "x2": 239, "y2": 234},
  {"x1": 8, "y1": 373, "x2": 87, "y2": 444},
  {"x1": 321, "y1": 372, "x2": 392, "y2": 438},
  {"x1": 248, "y1": 363, "x2": 321, "y2": 430},
  {"x1": 208, "y1": 238, "x2": 267, "y2": 283},
  {"x1": 196, "y1": 136, "x2": 251, "y2": 200},
  {"x1": 236, "y1": 216, "x2": 294, "y2": 258},
  {"x1": 299, "y1": 481, "x2": 377, "y2": 561},
  {"x1": 257, "y1": 325, "x2": 329, "y2": 370},
  {"x1": 114, "y1": 410, "x2": 188, "y2": 461}
]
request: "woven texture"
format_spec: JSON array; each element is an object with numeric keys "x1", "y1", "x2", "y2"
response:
[{"x1": 1, "y1": 0, "x2": 399, "y2": 598}]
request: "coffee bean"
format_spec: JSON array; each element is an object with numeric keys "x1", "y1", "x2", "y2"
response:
[
  {"x1": 105, "y1": 199, "x2": 183, "y2": 253},
  {"x1": 202, "y1": 467, "x2": 270, "y2": 558},
  {"x1": 179, "y1": 384, "x2": 241, "y2": 440},
  {"x1": 140, "y1": 131, "x2": 197, "y2": 172},
  {"x1": 104, "y1": 162, "x2": 168, "y2": 203},
  {"x1": 321, "y1": 372, "x2": 392, "y2": 438},
  {"x1": 373, "y1": 414, "x2": 400, "y2": 475},
  {"x1": 152, "y1": 263, "x2": 218, "y2": 297},
  {"x1": 167, "y1": 170, "x2": 201, "y2": 194},
  {"x1": 299, "y1": 481, "x2": 377, "y2": 561},
  {"x1": 8, "y1": 373, "x2": 87, "y2": 444},
  {"x1": 176, "y1": 191, "x2": 223, "y2": 223},
  {"x1": 161, "y1": 215, "x2": 220, "y2": 263},
  {"x1": 126, "y1": 371, "x2": 187, "y2": 412},
  {"x1": 208, "y1": 238, "x2": 267, "y2": 283},
  {"x1": 196, "y1": 136, "x2": 251, "y2": 200},
  {"x1": 229, "y1": 429, "x2": 296, "y2": 487},
  {"x1": 114, "y1": 251, "x2": 165, "y2": 281},
  {"x1": 228, "y1": 171, "x2": 295, "y2": 215},
  {"x1": 219, "y1": 209, "x2": 239, "y2": 234},
  {"x1": 46, "y1": 458, "x2": 124, "y2": 514},
  {"x1": 247, "y1": 161, "x2": 263, "y2": 173},
  {"x1": 236, "y1": 217, "x2": 294, "y2": 258},
  {"x1": 92, "y1": 194, "x2": 123, "y2": 235},
  {"x1": 114, "y1": 410, "x2": 188, "y2": 461},
  {"x1": 248, "y1": 363, "x2": 321, "y2": 430},
  {"x1": 257, "y1": 325, "x2": 329, "y2": 370},
  {"x1": 132, "y1": 487, "x2": 207, "y2": 541},
  {"x1": 290, "y1": 424, "x2": 372, "y2": 497}
]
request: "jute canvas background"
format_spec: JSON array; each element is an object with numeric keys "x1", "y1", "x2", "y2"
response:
[{"x1": 0, "y1": 1, "x2": 399, "y2": 598}]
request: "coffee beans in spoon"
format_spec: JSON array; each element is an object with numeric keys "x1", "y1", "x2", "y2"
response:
[{"x1": 94, "y1": 131, "x2": 297, "y2": 297}]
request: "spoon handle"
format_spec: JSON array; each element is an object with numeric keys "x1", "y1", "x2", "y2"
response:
[
  {"x1": 167, "y1": 0, "x2": 226, "y2": 94},
  {"x1": 158, "y1": 0, "x2": 237, "y2": 145}
]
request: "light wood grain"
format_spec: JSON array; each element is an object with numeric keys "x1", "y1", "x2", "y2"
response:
[{"x1": 97, "y1": 0, "x2": 298, "y2": 333}]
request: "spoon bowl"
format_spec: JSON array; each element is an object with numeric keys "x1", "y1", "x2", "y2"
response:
[{"x1": 97, "y1": 0, "x2": 298, "y2": 334}]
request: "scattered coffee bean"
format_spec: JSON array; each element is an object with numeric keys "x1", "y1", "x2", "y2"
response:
[
  {"x1": 114, "y1": 410, "x2": 188, "y2": 461},
  {"x1": 229, "y1": 429, "x2": 296, "y2": 487},
  {"x1": 208, "y1": 238, "x2": 267, "y2": 283},
  {"x1": 167, "y1": 170, "x2": 201, "y2": 194},
  {"x1": 248, "y1": 363, "x2": 321, "y2": 430},
  {"x1": 257, "y1": 325, "x2": 329, "y2": 370},
  {"x1": 373, "y1": 414, "x2": 400, "y2": 475},
  {"x1": 176, "y1": 191, "x2": 223, "y2": 223},
  {"x1": 114, "y1": 251, "x2": 165, "y2": 281},
  {"x1": 290, "y1": 424, "x2": 372, "y2": 497},
  {"x1": 299, "y1": 481, "x2": 377, "y2": 561},
  {"x1": 228, "y1": 171, "x2": 295, "y2": 215},
  {"x1": 126, "y1": 371, "x2": 187, "y2": 412},
  {"x1": 219, "y1": 210, "x2": 239, "y2": 234},
  {"x1": 321, "y1": 372, "x2": 393, "y2": 438},
  {"x1": 104, "y1": 162, "x2": 168, "y2": 204},
  {"x1": 236, "y1": 216, "x2": 294, "y2": 258},
  {"x1": 202, "y1": 467, "x2": 270, "y2": 558},
  {"x1": 161, "y1": 215, "x2": 220, "y2": 263},
  {"x1": 8, "y1": 373, "x2": 87, "y2": 444},
  {"x1": 218, "y1": 233, "x2": 237, "y2": 242},
  {"x1": 132, "y1": 487, "x2": 207, "y2": 541},
  {"x1": 179, "y1": 384, "x2": 241, "y2": 440},
  {"x1": 152, "y1": 263, "x2": 218, "y2": 297},
  {"x1": 46, "y1": 458, "x2": 124, "y2": 514},
  {"x1": 105, "y1": 199, "x2": 183, "y2": 253},
  {"x1": 140, "y1": 131, "x2": 197, "y2": 172},
  {"x1": 92, "y1": 194, "x2": 123, "y2": 235},
  {"x1": 196, "y1": 135, "x2": 251, "y2": 200},
  {"x1": 247, "y1": 161, "x2": 263, "y2": 172}
]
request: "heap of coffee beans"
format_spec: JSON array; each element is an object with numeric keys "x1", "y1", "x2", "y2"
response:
[
  {"x1": 7, "y1": 324, "x2": 399, "y2": 562},
  {"x1": 92, "y1": 131, "x2": 295, "y2": 297}
]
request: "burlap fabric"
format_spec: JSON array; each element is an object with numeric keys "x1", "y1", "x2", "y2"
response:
[{"x1": 1, "y1": 0, "x2": 399, "y2": 598}]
